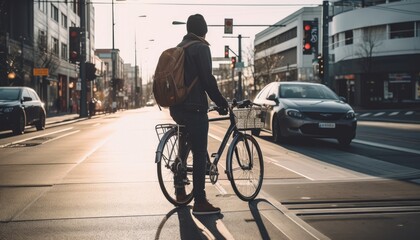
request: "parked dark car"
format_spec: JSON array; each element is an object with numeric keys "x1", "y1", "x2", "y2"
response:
[
  {"x1": 253, "y1": 82, "x2": 357, "y2": 146},
  {"x1": 0, "y1": 86, "x2": 46, "y2": 135}
]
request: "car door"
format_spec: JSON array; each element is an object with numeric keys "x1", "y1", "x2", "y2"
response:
[
  {"x1": 265, "y1": 83, "x2": 281, "y2": 131},
  {"x1": 254, "y1": 83, "x2": 276, "y2": 131},
  {"x1": 21, "y1": 89, "x2": 34, "y2": 124}
]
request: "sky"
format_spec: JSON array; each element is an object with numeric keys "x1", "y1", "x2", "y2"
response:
[{"x1": 93, "y1": 0, "x2": 322, "y2": 82}]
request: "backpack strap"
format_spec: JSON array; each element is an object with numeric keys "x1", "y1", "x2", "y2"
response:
[{"x1": 180, "y1": 40, "x2": 201, "y2": 92}]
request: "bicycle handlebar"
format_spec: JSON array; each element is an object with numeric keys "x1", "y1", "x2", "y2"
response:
[{"x1": 208, "y1": 99, "x2": 260, "y2": 113}]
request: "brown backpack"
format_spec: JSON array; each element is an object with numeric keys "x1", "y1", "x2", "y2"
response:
[{"x1": 152, "y1": 41, "x2": 199, "y2": 107}]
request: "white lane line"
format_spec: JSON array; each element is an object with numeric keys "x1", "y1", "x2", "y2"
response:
[
  {"x1": 0, "y1": 127, "x2": 74, "y2": 148},
  {"x1": 405, "y1": 111, "x2": 414, "y2": 115},
  {"x1": 360, "y1": 113, "x2": 372, "y2": 117},
  {"x1": 353, "y1": 139, "x2": 420, "y2": 155},
  {"x1": 373, "y1": 112, "x2": 385, "y2": 117},
  {"x1": 42, "y1": 130, "x2": 80, "y2": 144},
  {"x1": 389, "y1": 112, "x2": 399, "y2": 116},
  {"x1": 265, "y1": 156, "x2": 315, "y2": 181}
]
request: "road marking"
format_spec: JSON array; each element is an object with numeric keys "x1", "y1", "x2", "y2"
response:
[
  {"x1": 42, "y1": 130, "x2": 80, "y2": 144},
  {"x1": 389, "y1": 111, "x2": 399, "y2": 116},
  {"x1": 259, "y1": 191, "x2": 330, "y2": 240},
  {"x1": 373, "y1": 112, "x2": 385, "y2": 117},
  {"x1": 405, "y1": 111, "x2": 414, "y2": 115},
  {"x1": 0, "y1": 127, "x2": 74, "y2": 148},
  {"x1": 360, "y1": 113, "x2": 371, "y2": 117},
  {"x1": 353, "y1": 139, "x2": 420, "y2": 155}
]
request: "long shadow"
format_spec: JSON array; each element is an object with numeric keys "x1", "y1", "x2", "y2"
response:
[
  {"x1": 257, "y1": 134, "x2": 420, "y2": 179},
  {"x1": 154, "y1": 205, "x2": 228, "y2": 240},
  {"x1": 248, "y1": 199, "x2": 272, "y2": 240}
]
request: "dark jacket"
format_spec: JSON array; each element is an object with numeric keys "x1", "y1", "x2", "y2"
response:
[{"x1": 170, "y1": 33, "x2": 228, "y2": 113}]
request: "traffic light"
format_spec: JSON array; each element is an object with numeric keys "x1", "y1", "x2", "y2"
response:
[
  {"x1": 224, "y1": 45, "x2": 229, "y2": 58},
  {"x1": 85, "y1": 62, "x2": 97, "y2": 81},
  {"x1": 224, "y1": 18, "x2": 233, "y2": 34},
  {"x1": 231, "y1": 56, "x2": 236, "y2": 69},
  {"x1": 303, "y1": 21, "x2": 313, "y2": 55},
  {"x1": 69, "y1": 27, "x2": 81, "y2": 63},
  {"x1": 317, "y1": 54, "x2": 324, "y2": 78}
]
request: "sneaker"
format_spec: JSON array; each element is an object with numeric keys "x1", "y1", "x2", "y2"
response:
[{"x1": 192, "y1": 200, "x2": 221, "y2": 215}]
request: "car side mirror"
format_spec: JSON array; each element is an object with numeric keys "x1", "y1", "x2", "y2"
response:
[
  {"x1": 266, "y1": 94, "x2": 279, "y2": 105},
  {"x1": 22, "y1": 96, "x2": 32, "y2": 102},
  {"x1": 339, "y1": 96, "x2": 347, "y2": 102}
]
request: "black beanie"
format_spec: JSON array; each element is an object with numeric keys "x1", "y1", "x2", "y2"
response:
[{"x1": 187, "y1": 14, "x2": 208, "y2": 37}]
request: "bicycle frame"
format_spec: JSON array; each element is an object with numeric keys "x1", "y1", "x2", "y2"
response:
[{"x1": 208, "y1": 108, "x2": 254, "y2": 180}]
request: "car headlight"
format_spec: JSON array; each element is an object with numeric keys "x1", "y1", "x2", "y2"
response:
[
  {"x1": 345, "y1": 110, "x2": 356, "y2": 119},
  {"x1": 286, "y1": 109, "x2": 303, "y2": 119}
]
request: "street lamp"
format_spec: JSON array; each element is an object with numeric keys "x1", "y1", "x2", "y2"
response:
[
  {"x1": 135, "y1": 15, "x2": 147, "y2": 108},
  {"x1": 111, "y1": 0, "x2": 126, "y2": 108}
]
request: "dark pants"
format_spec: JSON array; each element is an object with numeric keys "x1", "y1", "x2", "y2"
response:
[{"x1": 170, "y1": 109, "x2": 208, "y2": 202}]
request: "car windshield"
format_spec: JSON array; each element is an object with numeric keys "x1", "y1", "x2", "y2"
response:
[
  {"x1": 280, "y1": 84, "x2": 339, "y2": 100},
  {"x1": 0, "y1": 89, "x2": 20, "y2": 101}
]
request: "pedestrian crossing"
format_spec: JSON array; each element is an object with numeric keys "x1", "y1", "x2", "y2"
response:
[{"x1": 356, "y1": 110, "x2": 416, "y2": 118}]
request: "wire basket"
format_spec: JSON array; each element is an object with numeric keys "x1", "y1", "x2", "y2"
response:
[{"x1": 233, "y1": 107, "x2": 265, "y2": 130}]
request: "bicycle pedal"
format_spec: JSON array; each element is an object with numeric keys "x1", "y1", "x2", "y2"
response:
[{"x1": 211, "y1": 153, "x2": 218, "y2": 158}]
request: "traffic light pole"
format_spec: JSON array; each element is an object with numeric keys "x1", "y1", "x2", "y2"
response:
[
  {"x1": 322, "y1": 1, "x2": 330, "y2": 87},
  {"x1": 237, "y1": 34, "x2": 243, "y2": 100},
  {"x1": 79, "y1": 0, "x2": 87, "y2": 117}
]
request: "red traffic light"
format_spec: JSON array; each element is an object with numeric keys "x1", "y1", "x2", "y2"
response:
[
  {"x1": 304, "y1": 24, "x2": 311, "y2": 31},
  {"x1": 304, "y1": 43, "x2": 311, "y2": 50},
  {"x1": 224, "y1": 45, "x2": 229, "y2": 58}
]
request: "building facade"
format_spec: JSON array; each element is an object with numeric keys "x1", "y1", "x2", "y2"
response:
[
  {"x1": 254, "y1": 7, "x2": 323, "y2": 90},
  {"x1": 330, "y1": 0, "x2": 420, "y2": 107},
  {"x1": 254, "y1": 0, "x2": 420, "y2": 108},
  {"x1": 0, "y1": 0, "x2": 95, "y2": 114}
]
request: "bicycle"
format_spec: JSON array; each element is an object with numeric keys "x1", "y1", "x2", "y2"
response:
[{"x1": 155, "y1": 99, "x2": 264, "y2": 206}]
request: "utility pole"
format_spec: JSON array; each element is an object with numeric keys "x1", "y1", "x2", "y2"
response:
[
  {"x1": 134, "y1": 33, "x2": 139, "y2": 108},
  {"x1": 79, "y1": 0, "x2": 87, "y2": 117},
  {"x1": 237, "y1": 34, "x2": 243, "y2": 100},
  {"x1": 322, "y1": 1, "x2": 330, "y2": 87}
]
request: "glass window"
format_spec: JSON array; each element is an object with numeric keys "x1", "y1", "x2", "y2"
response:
[
  {"x1": 345, "y1": 30, "x2": 353, "y2": 45},
  {"x1": 28, "y1": 89, "x2": 40, "y2": 101},
  {"x1": 51, "y1": 4, "x2": 58, "y2": 22},
  {"x1": 61, "y1": 43, "x2": 67, "y2": 59},
  {"x1": 390, "y1": 22, "x2": 414, "y2": 39},
  {"x1": 0, "y1": 88, "x2": 20, "y2": 101},
  {"x1": 61, "y1": 13, "x2": 67, "y2": 28},
  {"x1": 52, "y1": 37, "x2": 59, "y2": 55},
  {"x1": 38, "y1": 0, "x2": 46, "y2": 13}
]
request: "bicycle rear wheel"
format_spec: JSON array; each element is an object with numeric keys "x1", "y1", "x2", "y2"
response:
[
  {"x1": 156, "y1": 128, "x2": 193, "y2": 206},
  {"x1": 227, "y1": 133, "x2": 264, "y2": 201}
]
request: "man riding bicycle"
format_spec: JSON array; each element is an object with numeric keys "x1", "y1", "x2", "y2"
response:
[{"x1": 169, "y1": 14, "x2": 229, "y2": 215}]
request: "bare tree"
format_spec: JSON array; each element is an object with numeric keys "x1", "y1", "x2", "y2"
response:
[
  {"x1": 356, "y1": 27, "x2": 383, "y2": 74},
  {"x1": 34, "y1": 31, "x2": 60, "y2": 77}
]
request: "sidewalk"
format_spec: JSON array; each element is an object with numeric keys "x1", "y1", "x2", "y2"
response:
[{"x1": 45, "y1": 112, "x2": 86, "y2": 125}]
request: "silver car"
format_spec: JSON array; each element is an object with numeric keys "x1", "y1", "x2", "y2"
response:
[{"x1": 253, "y1": 82, "x2": 357, "y2": 146}]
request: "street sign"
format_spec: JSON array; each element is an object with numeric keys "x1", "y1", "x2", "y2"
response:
[
  {"x1": 33, "y1": 68, "x2": 49, "y2": 76},
  {"x1": 76, "y1": 80, "x2": 81, "y2": 91}
]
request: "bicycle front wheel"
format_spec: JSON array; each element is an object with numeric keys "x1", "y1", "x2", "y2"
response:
[
  {"x1": 227, "y1": 133, "x2": 264, "y2": 201},
  {"x1": 156, "y1": 128, "x2": 194, "y2": 206}
]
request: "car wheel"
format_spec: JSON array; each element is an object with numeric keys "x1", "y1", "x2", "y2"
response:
[
  {"x1": 338, "y1": 137, "x2": 352, "y2": 146},
  {"x1": 13, "y1": 112, "x2": 26, "y2": 135},
  {"x1": 251, "y1": 129, "x2": 260, "y2": 136},
  {"x1": 35, "y1": 112, "x2": 46, "y2": 131}
]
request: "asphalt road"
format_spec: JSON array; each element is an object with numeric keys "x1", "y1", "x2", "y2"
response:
[{"x1": 0, "y1": 107, "x2": 419, "y2": 240}]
